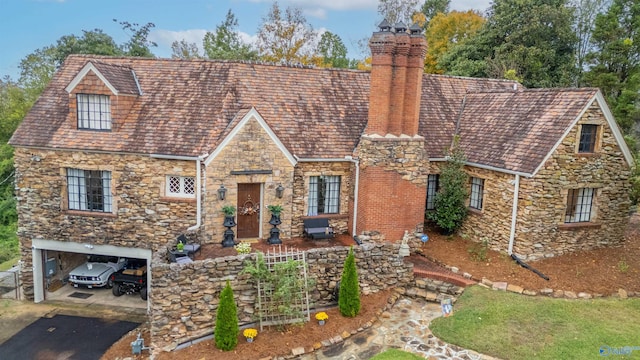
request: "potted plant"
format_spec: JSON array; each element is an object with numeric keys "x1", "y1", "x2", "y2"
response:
[
  {"x1": 243, "y1": 328, "x2": 258, "y2": 343},
  {"x1": 222, "y1": 205, "x2": 237, "y2": 248},
  {"x1": 176, "y1": 242, "x2": 185, "y2": 252},
  {"x1": 267, "y1": 205, "x2": 283, "y2": 245},
  {"x1": 315, "y1": 311, "x2": 328, "y2": 325}
]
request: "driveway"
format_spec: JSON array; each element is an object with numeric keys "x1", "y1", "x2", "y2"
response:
[{"x1": 0, "y1": 299, "x2": 145, "y2": 360}]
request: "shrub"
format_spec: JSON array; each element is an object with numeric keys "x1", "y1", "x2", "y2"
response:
[
  {"x1": 339, "y1": 246, "x2": 361, "y2": 317},
  {"x1": 215, "y1": 280, "x2": 239, "y2": 351},
  {"x1": 428, "y1": 137, "x2": 469, "y2": 234}
]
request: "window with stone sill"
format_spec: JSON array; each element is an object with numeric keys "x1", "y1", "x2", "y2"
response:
[
  {"x1": 565, "y1": 188, "x2": 595, "y2": 223},
  {"x1": 307, "y1": 175, "x2": 340, "y2": 215},
  {"x1": 166, "y1": 176, "x2": 195, "y2": 198},
  {"x1": 77, "y1": 94, "x2": 112, "y2": 130},
  {"x1": 469, "y1": 177, "x2": 484, "y2": 210},
  {"x1": 67, "y1": 168, "x2": 112, "y2": 212},
  {"x1": 577, "y1": 124, "x2": 599, "y2": 153}
]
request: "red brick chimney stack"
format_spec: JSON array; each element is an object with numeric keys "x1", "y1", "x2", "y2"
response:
[
  {"x1": 403, "y1": 23, "x2": 428, "y2": 136},
  {"x1": 367, "y1": 20, "x2": 396, "y2": 136},
  {"x1": 387, "y1": 22, "x2": 409, "y2": 136}
]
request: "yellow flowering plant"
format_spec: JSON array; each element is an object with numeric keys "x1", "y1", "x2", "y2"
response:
[
  {"x1": 315, "y1": 312, "x2": 328, "y2": 321},
  {"x1": 243, "y1": 328, "x2": 258, "y2": 339}
]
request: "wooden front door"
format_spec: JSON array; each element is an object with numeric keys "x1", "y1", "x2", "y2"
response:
[{"x1": 237, "y1": 183, "x2": 261, "y2": 238}]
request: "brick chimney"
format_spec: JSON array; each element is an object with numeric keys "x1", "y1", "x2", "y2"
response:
[{"x1": 354, "y1": 21, "x2": 429, "y2": 242}]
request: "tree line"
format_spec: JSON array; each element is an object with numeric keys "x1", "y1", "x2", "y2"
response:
[{"x1": 0, "y1": 0, "x2": 639, "y2": 264}]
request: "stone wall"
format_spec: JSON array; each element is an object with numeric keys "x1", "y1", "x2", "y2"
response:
[
  {"x1": 515, "y1": 104, "x2": 631, "y2": 259},
  {"x1": 355, "y1": 136, "x2": 429, "y2": 241},
  {"x1": 456, "y1": 104, "x2": 631, "y2": 259},
  {"x1": 203, "y1": 115, "x2": 295, "y2": 243},
  {"x1": 149, "y1": 242, "x2": 413, "y2": 351},
  {"x1": 14, "y1": 148, "x2": 197, "y2": 298}
]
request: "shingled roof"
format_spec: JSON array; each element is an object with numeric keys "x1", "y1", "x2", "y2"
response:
[{"x1": 11, "y1": 55, "x2": 615, "y2": 175}]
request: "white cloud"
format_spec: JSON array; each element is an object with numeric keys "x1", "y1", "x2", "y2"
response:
[
  {"x1": 150, "y1": 29, "x2": 208, "y2": 49},
  {"x1": 303, "y1": 7, "x2": 327, "y2": 20},
  {"x1": 247, "y1": 0, "x2": 377, "y2": 11}
]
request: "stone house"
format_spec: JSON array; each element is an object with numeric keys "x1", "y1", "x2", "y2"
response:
[{"x1": 9, "y1": 24, "x2": 633, "y2": 303}]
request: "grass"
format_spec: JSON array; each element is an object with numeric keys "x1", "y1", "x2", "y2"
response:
[
  {"x1": 431, "y1": 286, "x2": 640, "y2": 359},
  {"x1": 0, "y1": 255, "x2": 19, "y2": 271},
  {"x1": 370, "y1": 349, "x2": 424, "y2": 360}
]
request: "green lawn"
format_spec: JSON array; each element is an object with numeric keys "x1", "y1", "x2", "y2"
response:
[
  {"x1": 0, "y1": 255, "x2": 19, "y2": 271},
  {"x1": 431, "y1": 286, "x2": 640, "y2": 359},
  {"x1": 370, "y1": 349, "x2": 424, "y2": 360}
]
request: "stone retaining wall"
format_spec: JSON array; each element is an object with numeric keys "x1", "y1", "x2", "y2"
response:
[{"x1": 149, "y1": 242, "x2": 413, "y2": 351}]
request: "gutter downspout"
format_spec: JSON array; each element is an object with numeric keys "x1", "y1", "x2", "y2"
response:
[
  {"x1": 188, "y1": 154, "x2": 208, "y2": 232},
  {"x1": 508, "y1": 174, "x2": 520, "y2": 255},
  {"x1": 345, "y1": 156, "x2": 360, "y2": 236},
  {"x1": 150, "y1": 153, "x2": 208, "y2": 232}
]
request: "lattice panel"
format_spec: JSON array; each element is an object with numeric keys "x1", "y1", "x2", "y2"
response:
[{"x1": 256, "y1": 245, "x2": 311, "y2": 330}]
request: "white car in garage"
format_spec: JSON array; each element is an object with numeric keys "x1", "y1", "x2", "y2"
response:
[{"x1": 68, "y1": 255, "x2": 127, "y2": 288}]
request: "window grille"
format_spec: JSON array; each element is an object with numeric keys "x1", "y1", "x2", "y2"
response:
[
  {"x1": 307, "y1": 176, "x2": 340, "y2": 215},
  {"x1": 470, "y1": 177, "x2": 484, "y2": 210},
  {"x1": 426, "y1": 174, "x2": 440, "y2": 210},
  {"x1": 77, "y1": 94, "x2": 112, "y2": 130},
  {"x1": 578, "y1": 124, "x2": 597, "y2": 153},
  {"x1": 565, "y1": 188, "x2": 594, "y2": 223},
  {"x1": 166, "y1": 176, "x2": 195, "y2": 198},
  {"x1": 67, "y1": 169, "x2": 112, "y2": 212}
]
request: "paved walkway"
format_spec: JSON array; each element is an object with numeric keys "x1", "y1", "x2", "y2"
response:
[{"x1": 299, "y1": 297, "x2": 499, "y2": 360}]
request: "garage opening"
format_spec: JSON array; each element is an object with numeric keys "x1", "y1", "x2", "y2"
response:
[{"x1": 31, "y1": 239, "x2": 151, "y2": 311}]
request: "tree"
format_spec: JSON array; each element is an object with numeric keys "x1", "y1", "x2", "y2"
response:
[
  {"x1": 114, "y1": 20, "x2": 157, "y2": 57},
  {"x1": 427, "y1": 137, "x2": 468, "y2": 234},
  {"x1": 424, "y1": 10, "x2": 485, "y2": 74},
  {"x1": 203, "y1": 9, "x2": 258, "y2": 61},
  {"x1": 256, "y1": 2, "x2": 317, "y2": 64},
  {"x1": 338, "y1": 246, "x2": 361, "y2": 318},
  {"x1": 441, "y1": 0, "x2": 577, "y2": 88},
  {"x1": 54, "y1": 29, "x2": 122, "y2": 65},
  {"x1": 171, "y1": 40, "x2": 201, "y2": 59},
  {"x1": 583, "y1": 0, "x2": 640, "y2": 135},
  {"x1": 214, "y1": 280, "x2": 239, "y2": 351},
  {"x1": 420, "y1": 0, "x2": 451, "y2": 27},
  {"x1": 378, "y1": 0, "x2": 420, "y2": 25},
  {"x1": 317, "y1": 32, "x2": 349, "y2": 68},
  {"x1": 571, "y1": 0, "x2": 610, "y2": 85}
]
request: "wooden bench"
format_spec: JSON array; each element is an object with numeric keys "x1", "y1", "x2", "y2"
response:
[{"x1": 303, "y1": 218, "x2": 334, "y2": 240}]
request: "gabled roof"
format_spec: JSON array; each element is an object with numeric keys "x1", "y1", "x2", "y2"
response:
[
  {"x1": 11, "y1": 55, "x2": 630, "y2": 175},
  {"x1": 65, "y1": 61, "x2": 141, "y2": 95}
]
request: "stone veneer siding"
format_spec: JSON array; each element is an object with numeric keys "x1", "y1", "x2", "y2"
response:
[
  {"x1": 204, "y1": 116, "x2": 295, "y2": 243},
  {"x1": 14, "y1": 148, "x2": 197, "y2": 298},
  {"x1": 356, "y1": 136, "x2": 428, "y2": 241},
  {"x1": 149, "y1": 242, "x2": 413, "y2": 351},
  {"x1": 515, "y1": 104, "x2": 631, "y2": 259},
  {"x1": 291, "y1": 161, "x2": 354, "y2": 237},
  {"x1": 458, "y1": 104, "x2": 631, "y2": 259}
]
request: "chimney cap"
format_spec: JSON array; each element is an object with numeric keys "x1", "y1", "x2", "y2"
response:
[
  {"x1": 409, "y1": 23, "x2": 423, "y2": 35},
  {"x1": 394, "y1": 21, "x2": 408, "y2": 33},
  {"x1": 378, "y1": 19, "x2": 392, "y2": 32}
]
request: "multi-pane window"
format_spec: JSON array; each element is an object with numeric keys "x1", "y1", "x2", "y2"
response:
[
  {"x1": 307, "y1": 175, "x2": 341, "y2": 215},
  {"x1": 578, "y1": 124, "x2": 598, "y2": 153},
  {"x1": 77, "y1": 94, "x2": 112, "y2": 130},
  {"x1": 67, "y1": 169, "x2": 112, "y2": 212},
  {"x1": 469, "y1": 177, "x2": 484, "y2": 210},
  {"x1": 166, "y1": 176, "x2": 195, "y2": 198},
  {"x1": 565, "y1": 188, "x2": 594, "y2": 223},
  {"x1": 426, "y1": 174, "x2": 440, "y2": 210}
]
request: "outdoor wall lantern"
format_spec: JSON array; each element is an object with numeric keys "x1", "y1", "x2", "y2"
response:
[
  {"x1": 218, "y1": 184, "x2": 227, "y2": 201},
  {"x1": 275, "y1": 184, "x2": 284, "y2": 198}
]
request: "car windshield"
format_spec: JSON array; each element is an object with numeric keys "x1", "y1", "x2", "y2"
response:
[
  {"x1": 88, "y1": 255, "x2": 118, "y2": 263},
  {"x1": 124, "y1": 259, "x2": 146, "y2": 269}
]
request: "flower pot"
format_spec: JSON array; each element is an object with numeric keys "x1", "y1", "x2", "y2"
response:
[
  {"x1": 246, "y1": 337, "x2": 254, "y2": 343},
  {"x1": 318, "y1": 320, "x2": 325, "y2": 326}
]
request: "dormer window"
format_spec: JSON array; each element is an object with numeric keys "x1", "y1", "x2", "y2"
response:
[{"x1": 77, "y1": 94, "x2": 112, "y2": 130}]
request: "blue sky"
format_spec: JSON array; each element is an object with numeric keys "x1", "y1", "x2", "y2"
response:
[{"x1": 0, "y1": 0, "x2": 491, "y2": 80}]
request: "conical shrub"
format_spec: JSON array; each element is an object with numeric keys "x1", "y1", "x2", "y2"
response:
[
  {"x1": 339, "y1": 246, "x2": 361, "y2": 317},
  {"x1": 214, "y1": 280, "x2": 239, "y2": 351}
]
